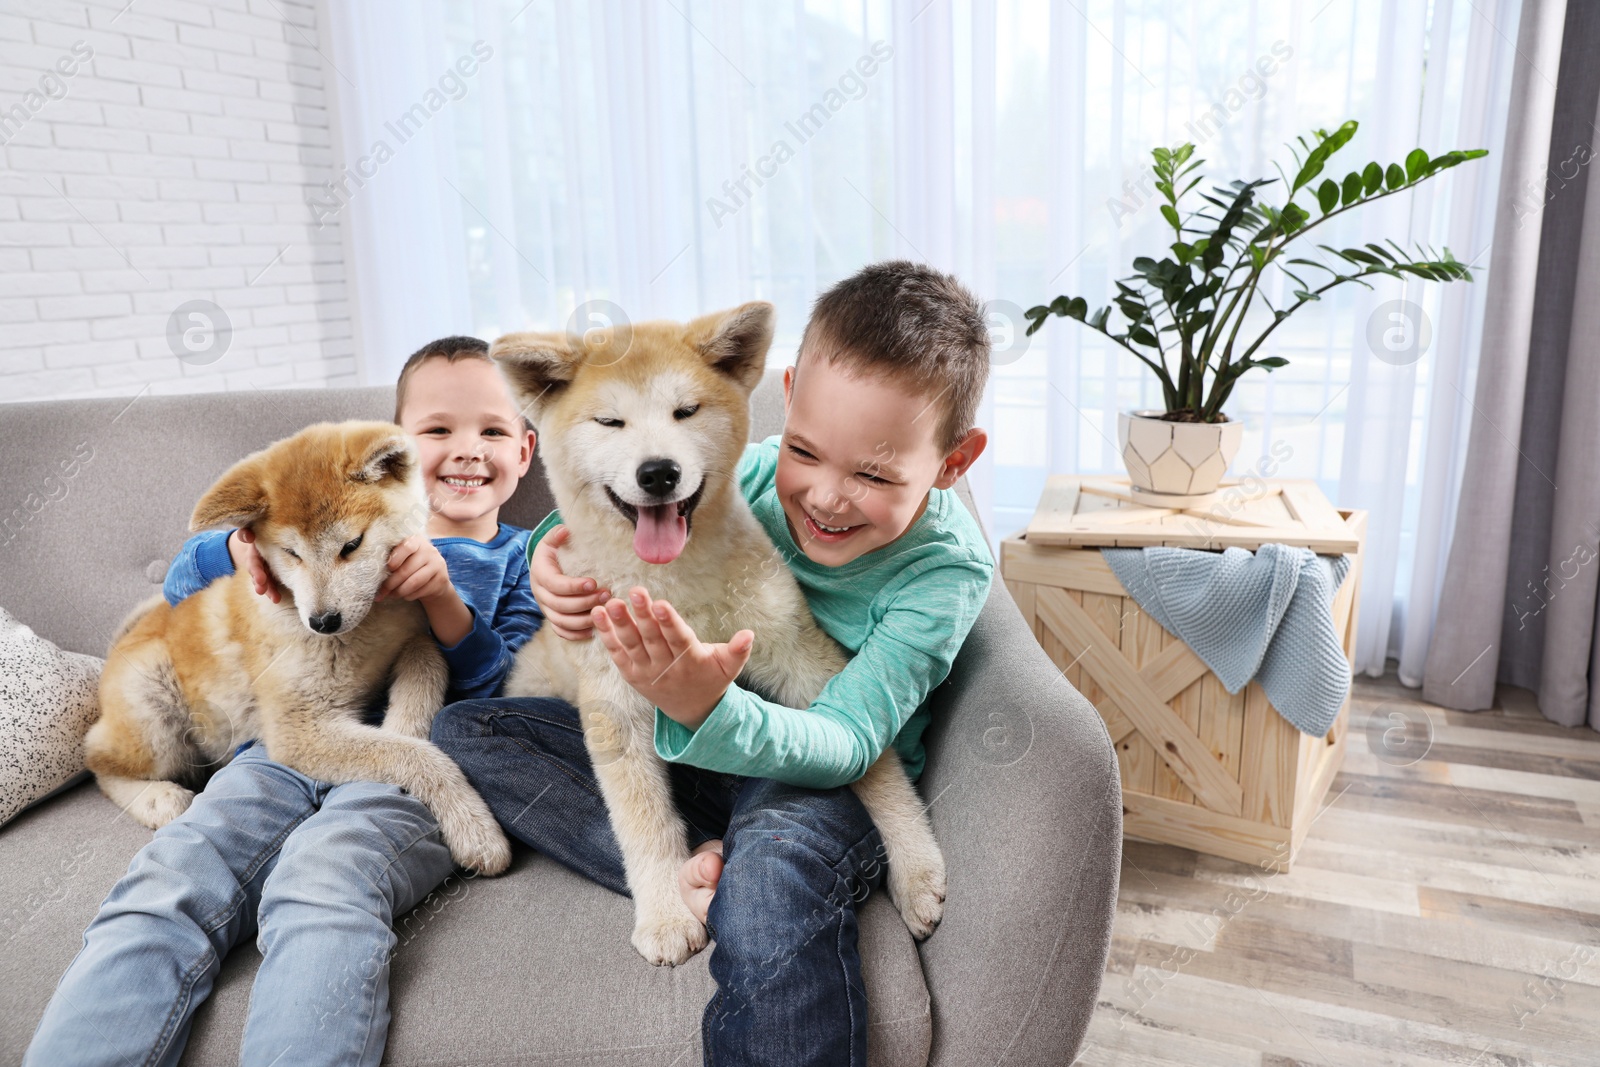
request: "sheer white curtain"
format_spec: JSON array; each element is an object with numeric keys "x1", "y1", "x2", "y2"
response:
[{"x1": 325, "y1": 0, "x2": 1517, "y2": 679}]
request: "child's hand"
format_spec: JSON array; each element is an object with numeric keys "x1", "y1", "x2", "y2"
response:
[
  {"x1": 531, "y1": 525, "x2": 610, "y2": 641},
  {"x1": 379, "y1": 535, "x2": 454, "y2": 604},
  {"x1": 229, "y1": 528, "x2": 283, "y2": 603},
  {"x1": 382, "y1": 536, "x2": 473, "y2": 646},
  {"x1": 593, "y1": 586, "x2": 752, "y2": 730}
]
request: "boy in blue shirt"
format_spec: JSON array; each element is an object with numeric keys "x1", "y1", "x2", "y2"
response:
[
  {"x1": 433, "y1": 262, "x2": 995, "y2": 1066},
  {"x1": 27, "y1": 337, "x2": 538, "y2": 1067}
]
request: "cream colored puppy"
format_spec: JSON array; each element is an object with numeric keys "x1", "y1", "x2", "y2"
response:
[{"x1": 493, "y1": 303, "x2": 945, "y2": 966}]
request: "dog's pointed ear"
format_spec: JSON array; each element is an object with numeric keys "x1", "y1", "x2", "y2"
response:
[
  {"x1": 492, "y1": 332, "x2": 582, "y2": 425},
  {"x1": 352, "y1": 425, "x2": 415, "y2": 485},
  {"x1": 688, "y1": 301, "x2": 774, "y2": 392},
  {"x1": 190, "y1": 454, "x2": 267, "y2": 532}
]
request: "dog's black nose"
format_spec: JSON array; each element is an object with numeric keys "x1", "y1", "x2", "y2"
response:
[
  {"x1": 309, "y1": 611, "x2": 343, "y2": 634},
  {"x1": 636, "y1": 458, "x2": 681, "y2": 498}
]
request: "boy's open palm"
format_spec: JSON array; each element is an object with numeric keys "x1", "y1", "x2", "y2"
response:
[{"x1": 594, "y1": 586, "x2": 752, "y2": 729}]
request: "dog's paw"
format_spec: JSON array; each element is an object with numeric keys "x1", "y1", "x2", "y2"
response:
[
  {"x1": 888, "y1": 853, "x2": 947, "y2": 940},
  {"x1": 443, "y1": 809, "x2": 512, "y2": 876},
  {"x1": 632, "y1": 909, "x2": 708, "y2": 966},
  {"x1": 129, "y1": 781, "x2": 195, "y2": 830}
]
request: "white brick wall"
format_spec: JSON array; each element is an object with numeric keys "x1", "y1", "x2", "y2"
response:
[{"x1": 0, "y1": 0, "x2": 357, "y2": 403}]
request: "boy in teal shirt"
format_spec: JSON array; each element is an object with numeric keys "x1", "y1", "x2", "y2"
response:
[{"x1": 432, "y1": 261, "x2": 994, "y2": 1067}]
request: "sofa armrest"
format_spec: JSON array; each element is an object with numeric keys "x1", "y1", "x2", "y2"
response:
[{"x1": 914, "y1": 579, "x2": 1122, "y2": 1066}]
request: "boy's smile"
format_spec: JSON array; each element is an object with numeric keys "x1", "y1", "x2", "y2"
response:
[
  {"x1": 439, "y1": 472, "x2": 491, "y2": 492},
  {"x1": 803, "y1": 511, "x2": 864, "y2": 541},
  {"x1": 776, "y1": 354, "x2": 985, "y2": 566}
]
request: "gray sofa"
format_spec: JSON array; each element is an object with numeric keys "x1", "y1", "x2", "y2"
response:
[{"x1": 0, "y1": 373, "x2": 1120, "y2": 1067}]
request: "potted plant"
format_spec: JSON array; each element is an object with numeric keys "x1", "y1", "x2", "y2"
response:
[{"x1": 1025, "y1": 120, "x2": 1487, "y2": 503}]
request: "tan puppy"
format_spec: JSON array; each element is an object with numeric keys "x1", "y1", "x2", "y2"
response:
[
  {"x1": 493, "y1": 303, "x2": 945, "y2": 966},
  {"x1": 86, "y1": 421, "x2": 511, "y2": 875}
]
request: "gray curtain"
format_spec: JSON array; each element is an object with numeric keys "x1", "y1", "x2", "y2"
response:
[{"x1": 1424, "y1": 0, "x2": 1600, "y2": 727}]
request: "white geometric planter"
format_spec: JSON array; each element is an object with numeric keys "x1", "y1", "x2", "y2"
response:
[{"x1": 1117, "y1": 410, "x2": 1243, "y2": 504}]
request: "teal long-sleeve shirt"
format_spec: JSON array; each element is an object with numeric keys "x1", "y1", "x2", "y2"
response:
[{"x1": 530, "y1": 436, "x2": 993, "y2": 788}]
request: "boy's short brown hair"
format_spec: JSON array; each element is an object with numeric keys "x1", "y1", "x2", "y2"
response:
[
  {"x1": 393, "y1": 335, "x2": 494, "y2": 423},
  {"x1": 798, "y1": 261, "x2": 990, "y2": 452}
]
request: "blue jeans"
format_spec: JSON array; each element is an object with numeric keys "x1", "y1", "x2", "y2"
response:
[
  {"x1": 432, "y1": 697, "x2": 886, "y2": 1067},
  {"x1": 25, "y1": 744, "x2": 456, "y2": 1067}
]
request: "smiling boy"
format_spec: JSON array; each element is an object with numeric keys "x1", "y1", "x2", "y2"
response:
[{"x1": 433, "y1": 262, "x2": 995, "y2": 1067}]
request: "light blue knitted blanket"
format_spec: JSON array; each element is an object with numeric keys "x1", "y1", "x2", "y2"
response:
[{"x1": 1100, "y1": 544, "x2": 1352, "y2": 737}]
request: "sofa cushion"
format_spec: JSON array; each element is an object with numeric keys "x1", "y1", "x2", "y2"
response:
[
  {"x1": 0, "y1": 607, "x2": 102, "y2": 827},
  {"x1": 0, "y1": 781, "x2": 933, "y2": 1066}
]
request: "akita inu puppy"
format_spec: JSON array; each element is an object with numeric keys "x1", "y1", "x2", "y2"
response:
[
  {"x1": 86, "y1": 421, "x2": 511, "y2": 875},
  {"x1": 492, "y1": 303, "x2": 945, "y2": 966}
]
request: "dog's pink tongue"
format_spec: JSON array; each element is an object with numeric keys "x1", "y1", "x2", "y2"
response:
[{"x1": 634, "y1": 503, "x2": 687, "y2": 564}]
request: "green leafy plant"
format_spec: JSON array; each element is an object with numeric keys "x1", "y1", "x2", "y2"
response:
[{"x1": 1024, "y1": 121, "x2": 1488, "y2": 423}]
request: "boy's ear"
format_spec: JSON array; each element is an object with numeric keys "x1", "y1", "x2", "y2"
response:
[
  {"x1": 191, "y1": 454, "x2": 267, "y2": 532},
  {"x1": 934, "y1": 427, "x2": 988, "y2": 490},
  {"x1": 491, "y1": 332, "x2": 583, "y2": 425},
  {"x1": 688, "y1": 301, "x2": 774, "y2": 392},
  {"x1": 352, "y1": 425, "x2": 415, "y2": 485}
]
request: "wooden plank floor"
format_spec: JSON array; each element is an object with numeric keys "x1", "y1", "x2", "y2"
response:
[{"x1": 1079, "y1": 672, "x2": 1600, "y2": 1067}]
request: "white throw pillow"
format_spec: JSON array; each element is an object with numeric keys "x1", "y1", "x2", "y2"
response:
[{"x1": 0, "y1": 606, "x2": 103, "y2": 827}]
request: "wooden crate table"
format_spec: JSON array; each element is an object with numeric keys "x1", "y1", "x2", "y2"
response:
[{"x1": 1002, "y1": 475, "x2": 1367, "y2": 871}]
